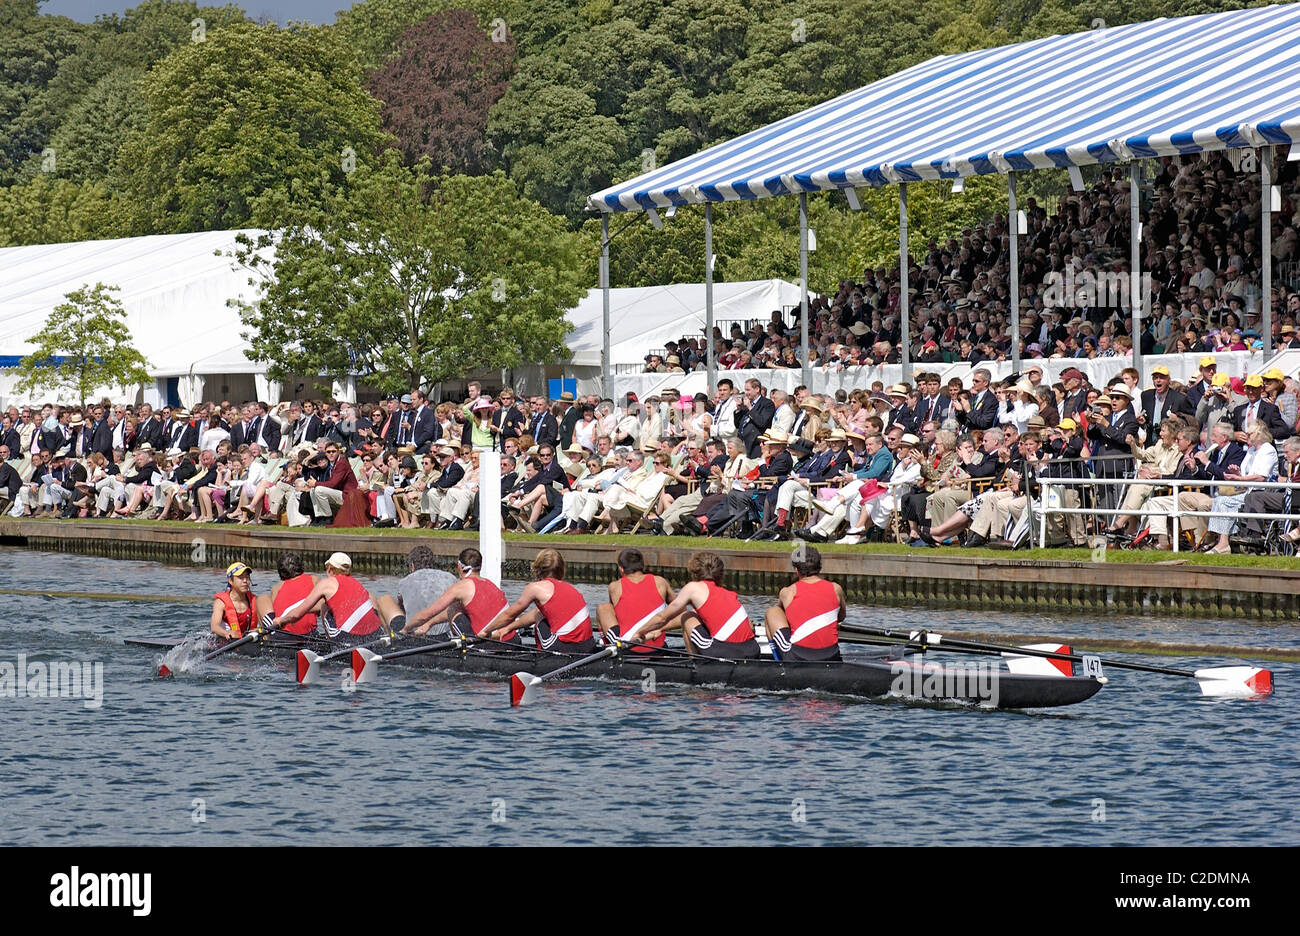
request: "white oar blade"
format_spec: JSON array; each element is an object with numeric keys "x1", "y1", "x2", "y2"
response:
[
  {"x1": 297, "y1": 649, "x2": 323, "y2": 686},
  {"x1": 352, "y1": 647, "x2": 382, "y2": 684},
  {"x1": 510, "y1": 672, "x2": 542, "y2": 707},
  {"x1": 1002, "y1": 644, "x2": 1073, "y2": 677},
  {"x1": 1194, "y1": 666, "x2": 1273, "y2": 699}
]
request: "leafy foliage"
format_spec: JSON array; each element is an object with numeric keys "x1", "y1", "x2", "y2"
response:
[
  {"x1": 11, "y1": 283, "x2": 151, "y2": 404},
  {"x1": 368, "y1": 9, "x2": 515, "y2": 174},
  {"x1": 232, "y1": 153, "x2": 585, "y2": 392}
]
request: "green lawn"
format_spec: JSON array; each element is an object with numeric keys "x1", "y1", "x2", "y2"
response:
[{"x1": 22, "y1": 517, "x2": 1299, "y2": 570}]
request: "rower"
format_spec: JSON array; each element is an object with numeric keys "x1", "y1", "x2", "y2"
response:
[
  {"x1": 254, "y1": 551, "x2": 320, "y2": 636},
  {"x1": 641, "y1": 552, "x2": 760, "y2": 659},
  {"x1": 595, "y1": 547, "x2": 677, "y2": 652},
  {"x1": 402, "y1": 547, "x2": 515, "y2": 642},
  {"x1": 211, "y1": 562, "x2": 258, "y2": 639},
  {"x1": 764, "y1": 546, "x2": 846, "y2": 662},
  {"x1": 484, "y1": 548, "x2": 596, "y2": 654},
  {"x1": 271, "y1": 552, "x2": 384, "y2": 639}
]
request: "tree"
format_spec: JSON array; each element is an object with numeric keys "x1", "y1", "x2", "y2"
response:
[
  {"x1": 12, "y1": 283, "x2": 151, "y2": 404},
  {"x1": 232, "y1": 152, "x2": 586, "y2": 394},
  {"x1": 0, "y1": 174, "x2": 131, "y2": 246},
  {"x1": 112, "y1": 21, "x2": 389, "y2": 233},
  {"x1": 367, "y1": 9, "x2": 516, "y2": 174}
]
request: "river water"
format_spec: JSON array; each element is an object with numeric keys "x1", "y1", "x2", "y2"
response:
[{"x1": 1, "y1": 548, "x2": 1295, "y2": 846}]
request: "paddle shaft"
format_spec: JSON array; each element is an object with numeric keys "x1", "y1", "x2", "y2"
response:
[
  {"x1": 840, "y1": 624, "x2": 1199, "y2": 679},
  {"x1": 201, "y1": 618, "x2": 284, "y2": 663},
  {"x1": 534, "y1": 645, "x2": 618, "y2": 683}
]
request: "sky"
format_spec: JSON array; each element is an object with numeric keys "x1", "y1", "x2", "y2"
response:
[{"x1": 40, "y1": 1, "x2": 344, "y2": 24}]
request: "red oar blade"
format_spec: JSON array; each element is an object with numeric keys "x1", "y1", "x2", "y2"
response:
[
  {"x1": 1002, "y1": 644, "x2": 1073, "y2": 677},
  {"x1": 352, "y1": 647, "x2": 382, "y2": 684},
  {"x1": 1194, "y1": 666, "x2": 1274, "y2": 699},
  {"x1": 297, "y1": 649, "x2": 322, "y2": 686},
  {"x1": 157, "y1": 664, "x2": 172, "y2": 678},
  {"x1": 510, "y1": 672, "x2": 542, "y2": 707}
]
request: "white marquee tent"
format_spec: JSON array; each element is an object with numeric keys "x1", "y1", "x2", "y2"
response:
[{"x1": 0, "y1": 230, "x2": 277, "y2": 409}]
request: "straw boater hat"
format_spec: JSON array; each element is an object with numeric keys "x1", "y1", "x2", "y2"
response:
[
  {"x1": 558, "y1": 391, "x2": 576, "y2": 404},
  {"x1": 68, "y1": 414, "x2": 84, "y2": 427},
  {"x1": 887, "y1": 384, "x2": 909, "y2": 398},
  {"x1": 898, "y1": 433, "x2": 920, "y2": 448},
  {"x1": 827, "y1": 428, "x2": 848, "y2": 442},
  {"x1": 564, "y1": 442, "x2": 586, "y2": 456},
  {"x1": 1094, "y1": 395, "x2": 1115, "y2": 408},
  {"x1": 800, "y1": 398, "x2": 827, "y2": 414},
  {"x1": 759, "y1": 428, "x2": 791, "y2": 444},
  {"x1": 845, "y1": 429, "x2": 867, "y2": 442}
]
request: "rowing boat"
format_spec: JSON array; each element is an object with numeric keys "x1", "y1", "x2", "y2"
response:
[{"x1": 125, "y1": 633, "x2": 1105, "y2": 709}]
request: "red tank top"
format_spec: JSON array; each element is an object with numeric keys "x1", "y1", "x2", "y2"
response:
[
  {"x1": 273, "y1": 574, "x2": 317, "y2": 635},
  {"x1": 325, "y1": 574, "x2": 382, "y2": 636},
  {"x1": 540, "y1": 579, "x2": 592, "y2": 644},
  {"x1": 784, "y1": 578, "x2": 840, "y2": 650},
  {"x1": 614, "y1": 574, "x2": 667, "y2": 650},
  {"x1": 215, "y1": 590, "x2": 254, "y2": 638},
  {"x1": 696, "y1": 581, "x2": 754, "y2": 643},
  {"x1": 462, "y1": 576, "x2": 508, "y2": 636}
]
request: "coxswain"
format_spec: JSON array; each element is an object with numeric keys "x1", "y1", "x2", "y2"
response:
[
  {"x1": 211, "y1": 561, "x2": 258, "y2": 639},
  {"x1": 595, "y1": 547, "x2": 677, "y2": 652},
  {"x1": 253, "y1": 551, "x2": 320, "y2": 636},
  {"x1": 402, "y1": 547, "x2": 514, "y2": 642},
  {"x1": 763, "y1": 546, "x2": 846, "y2": 661},
  {"x1": 484, "y1": 548, "x2": 596, "y2": 654},
  {"x1": 271, "y1": 552, "x2": 384, "y2": 639},
  {"x1": 641, "y1": 552, "x2": 760, "y2": 659}
]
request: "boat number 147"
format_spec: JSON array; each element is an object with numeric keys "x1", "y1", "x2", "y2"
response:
[{"x1": 1080, "y1": 655, "x2": 1103, "y2": 680}]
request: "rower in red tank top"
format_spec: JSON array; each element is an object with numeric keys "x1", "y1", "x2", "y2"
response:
[
  {"x1": 596, "y1": 548, "x2": 673, "y2": 653},
  {"x1": 272, "y1": 552, "x2": 383, "y2": 640},
  {"x1": 640, "y1": 552, "x2": 760, "y2": 660},
  {"x1": 273, "y1": 573, "x2": 318, "y2": 635},
  {"x1": 400, "y1": 548, "x2": 518, "y2": 644},
  {"x1": 483, "y1": 549, "x2": 596, "y2": 654},
  {"x1": 765, "y1": 545, "x2": 845, "y2": 662}
]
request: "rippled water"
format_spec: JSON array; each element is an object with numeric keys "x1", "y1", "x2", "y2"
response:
[{"x1": 1, "y1": 548, "x2": 1296, "y2": 845}]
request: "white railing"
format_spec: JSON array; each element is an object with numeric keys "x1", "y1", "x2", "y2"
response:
[{"x1": 1037, "y1": 475, "x2": 1298, "y2": 552}]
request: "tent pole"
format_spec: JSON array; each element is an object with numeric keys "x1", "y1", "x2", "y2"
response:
[
  {"x1": 1009, "y1": 170, "x2": 1020, "y2": 374},
  {"x1": 899, "y1": 183, "x2": 911, "y2": 382},
  {"x1": 799, "y1": 192, "x2": 810, "y2": 387},
  {"x1": 1130, "y1": 160, "x2": 1143, "y2": 379},
  {"x1": 705, "y1": 202, "x2": 716, "y2": 395},
  {"x1": 1262, "y1": 145, "x2": 1273, "y2": 353},
  {"x1": 601, "y1": 214, "x2": 611, "y2": 400}
]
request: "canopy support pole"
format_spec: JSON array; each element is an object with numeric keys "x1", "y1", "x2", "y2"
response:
[
  {"x1": 1009, "y1": 170, "x2": 1020, "y2": 374},
  {"x1": 1262, "y1": 146, "x2": 1273, "y2": 353},
  {"x1": 799, "y1": 192, "x2": 811, "y2": 387},
  {"x1": 600, "y1": 214, "x2": 611, "y2": 400},
  {"x1": 1130, "y1": 161, "x2": 1143, "y2": 378},
  {"x1": 899, "y1": 183, "x2": 911, "y2": 382},
  {"x1": 705, "y1": 202, "x2": 716, "y2": 394}
]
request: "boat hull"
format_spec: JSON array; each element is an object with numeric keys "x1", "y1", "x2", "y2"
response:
[{"x1": 128, "y1": 632, "x2": 1103, "y2": 709}]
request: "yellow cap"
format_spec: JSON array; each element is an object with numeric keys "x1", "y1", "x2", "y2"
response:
[
  {"x1": 1244, "y1": 374, "x2": 1264, "y2": 388},
  {"x1": 1211, "y1": 373, "x2": 1230, "y2": 387},
  {"x1": 1151, "y1": 365, "x2": 1170, "y2": 376},
  {"x1": 1058, "y1": 417, "x2": 1077, "y2": 431},
  {"x1": 1262, "y1": 368, "x2": 1285, "y2": 381},
  {"x1": 1199, "y1": 355, "x2": 1217, "y2": 369},
  {"x1": 226, "y1": 562, "x2": 252, "y2": 579}
]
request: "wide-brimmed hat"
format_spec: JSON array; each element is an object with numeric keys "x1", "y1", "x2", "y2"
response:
[
  {"x1": 800, "y1": 398, "x2": 827, "y2": 414},
  {"x1": 472, "y1": 397, "x2": 494, "y2": 411},
  {"x1": 898, "y1": 433, "x2": 921, "y2": 448},
  {"x1": 564, "y1": 443, "x2": 586, "y2": 455},
  {"x1": 759, "y1": 428, "x2": 791, "y2": 444},
  {"x1": 1094, "y1": 395, "x2": 1115, "y2": 408},
  {"x1": 849, "y1": 322, "x2": 871, "y2": 335}
]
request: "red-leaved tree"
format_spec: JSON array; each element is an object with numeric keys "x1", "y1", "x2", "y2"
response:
[{"x1": 367, "y1": 10, "x2": 516, "y2": 175}]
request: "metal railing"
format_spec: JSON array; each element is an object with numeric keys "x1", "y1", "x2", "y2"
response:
[{"x1": 1037, "y1": 475, "x2": 1299, "y2": 552}]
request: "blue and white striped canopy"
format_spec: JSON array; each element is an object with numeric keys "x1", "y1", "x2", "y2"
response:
[{"x1": 589, "y1": 3, "x2": 1300, "y2": 213}]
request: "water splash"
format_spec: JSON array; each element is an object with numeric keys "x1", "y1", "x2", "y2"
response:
[{"x1": 157, "y1": 635, "x2": 215, "y2": 676}]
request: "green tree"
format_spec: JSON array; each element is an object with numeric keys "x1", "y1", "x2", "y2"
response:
[
  {"x1": 113, "y1": 20, "x2": 389, "y2": 233},
  {"x1": 232, "y1": 153, "x2": 586, "y2": 394},
  {"x1": 0, "y1": 174, "x2": 131, "y2": 246},
  {"x1": 12, "y1": 283, "x2": 151, "y2": 404}
]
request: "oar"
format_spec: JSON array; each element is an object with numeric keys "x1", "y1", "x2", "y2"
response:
[
  {"x1": 158, "y1": 614, "x2": 281, "y2": 677},
  {"x1": 510, "y1": 643, "x2": 621, "y2": 706},
  {"x1": 297, "y1": 632, "x2": 400, "y2": 686},
  {"x1": 840, "y1": 624, "x2": 1274, "y2": 699},
  {"x1": 350, "y1": 634, "x2": 480, "y2": 684}
]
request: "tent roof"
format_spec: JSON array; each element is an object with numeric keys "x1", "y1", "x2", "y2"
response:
[
  {"x1": 565, "y1": 279, "x2": 806, "y2": 366},
  {"x1": 0, "y1": 230, "x2": 272, "y2": 377},
  {"x1": 590, "y1": 3, "x2": 1300, "y2": 212}
]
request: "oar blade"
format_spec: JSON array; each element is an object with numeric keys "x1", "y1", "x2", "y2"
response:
[
  {"x1": 1002, "y1": 644, "x2": 1073, "y2": 677},
  {"x1": 1194, "y1": 666, "x2": 1274, "y2": 699},
  {"x1": 157, "y1": 663, "x2": 173, "y2": 679},
  {"x1": 352, "y1": 647, "x2": 382, "y2": 684},
  {"x1": 510, "y1": 672, "x2": 542, "y2": 707},
  {"x1": 297, "y1": 649, "x2": 323, "y2": 686}
]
